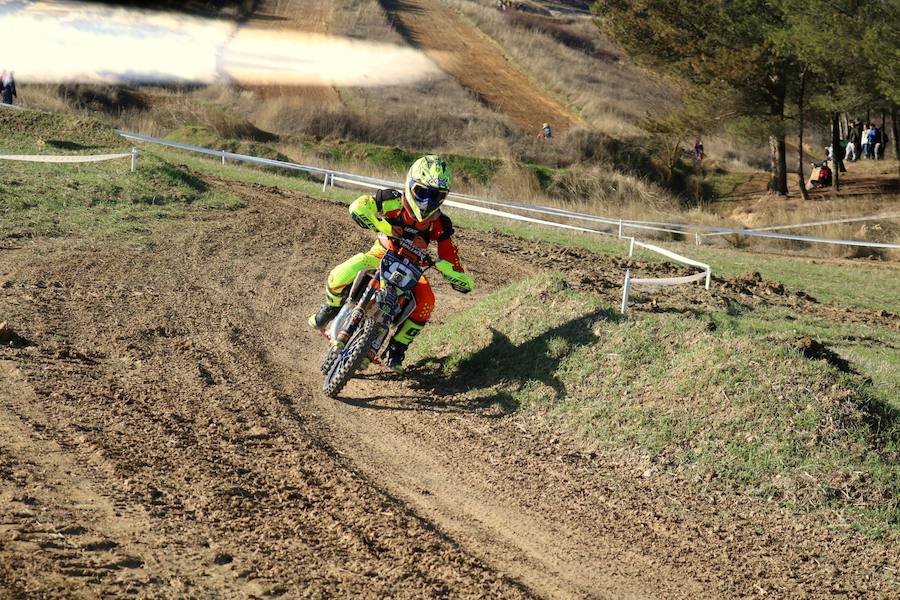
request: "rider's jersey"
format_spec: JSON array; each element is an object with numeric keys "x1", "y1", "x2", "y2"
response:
[{"x1": 350, "y1": 189, "x2": 465, "y2": 272}]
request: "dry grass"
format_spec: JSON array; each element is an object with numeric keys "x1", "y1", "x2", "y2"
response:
[{"x1": 442, "y1": 0, "x2": 672, "y2": 137}]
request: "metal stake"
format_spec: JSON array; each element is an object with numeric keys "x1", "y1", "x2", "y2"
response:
[{"x1": 621, "y1": 269, "x2": 632, "y2": 315}]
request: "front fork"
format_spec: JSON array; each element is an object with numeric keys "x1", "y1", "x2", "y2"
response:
[{"x1": 329, "y1": 285, "x2": 394, "y2": 365}]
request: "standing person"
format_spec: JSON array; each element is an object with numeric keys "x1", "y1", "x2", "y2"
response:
[
  {"x1": 846, "y1": 121, "x2": 860, "y2": 162},
  {"x1": 866, "y1": 125, "x2": 878, "y2": 159},
  {"x1": 693, "y1": 138, "x2": 704, "y2": 161},
  {"x1": 861, "y1": 123, "x2": 871, "y2": 159},
  {"x1": 1, "y1": 71, "x2": 16, "y2": 106},
  {"x1": 309, "y1": 155, "x2": 474, "y2": 371},
  {"x1": 873, "y1": 126, "x2": 884, "y2": 160}
]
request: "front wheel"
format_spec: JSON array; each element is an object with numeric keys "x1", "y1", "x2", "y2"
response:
[{"x1": 322, "y1": 317, "x2": 376, "y2": 398}]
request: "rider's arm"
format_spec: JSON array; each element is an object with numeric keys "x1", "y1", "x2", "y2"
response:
[
  {"x1": 349, "y1": 190, "x2": 401, "y2": 237},
  {"x1": 434, "y1": 215, "x2": 474, "y2": 293}
]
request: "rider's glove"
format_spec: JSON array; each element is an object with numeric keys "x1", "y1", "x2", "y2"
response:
[
  {"x1": 350, "y1": 196, "x2": 395, "y2": 236},
  {"x1": 436, "y1": 260, "x2": 474, "y2": 294}
]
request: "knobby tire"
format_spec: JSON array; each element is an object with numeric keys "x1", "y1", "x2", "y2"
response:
[{"x1": 322, "y1": 318, "x2": 376, "y2": 398}]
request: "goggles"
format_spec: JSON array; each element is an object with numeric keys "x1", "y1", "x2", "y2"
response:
[{"x1": 410, "y1": 181, "x2": 448, "y2": 216}]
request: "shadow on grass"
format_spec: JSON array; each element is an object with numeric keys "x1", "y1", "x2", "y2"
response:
[
  {"x1": 45, "y1": 140, "x2": 102, "y2": 151},
  {"x1": 405, "y1": 307, "x2": 622, "y2": 414}
]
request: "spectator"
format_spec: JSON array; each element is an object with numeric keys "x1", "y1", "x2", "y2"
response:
[
  {"x1": 693, "y1": 138, "x2": 704, "y2": 161},
  {"x1": 873, "y1": 126, "x2": 884, "y2": 160},
  {"x1": 1, "y1": 71, "x2": 15, "y2": 106},
  {"x1": 845, "y1": 121, "x2": 860, "y2": 161},
  {"x1": 860, "y1": 123, "x2": 872, "y2": 158},
  {"x1": 537, "y1": 122, "x2": 552, "y2": 139},
  {"x1": 1, "y1": 71, "x2": 15, "y2": 105},
  {"x1": 866, "y1": 125, "x2": 879, "y2": 159},
  {"x1": 808, "y1": 160, "x2": 832, "y2": 189}
]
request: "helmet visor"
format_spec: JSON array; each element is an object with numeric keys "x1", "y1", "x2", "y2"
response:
[{"x1": 410, "y1": 182, "x2": 448, "y2": 217}]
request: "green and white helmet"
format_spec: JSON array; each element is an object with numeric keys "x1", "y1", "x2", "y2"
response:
[{"x1": 404, "y1": 155, "x2": 452, "y2": 222}]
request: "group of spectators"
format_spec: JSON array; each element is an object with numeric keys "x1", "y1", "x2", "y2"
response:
[
  {"x1": 843, "y1": 120, "x2": 887, "y2": 162},
  {"x1": 0, "y1": 70, "x2": 16, "y2": 105},
  {"x1": 810, "y1": 119, "x2": 889, "y2": 189}
]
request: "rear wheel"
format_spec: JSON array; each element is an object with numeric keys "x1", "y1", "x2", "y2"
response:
[{"x1": 322, "y1": 318, "x2": 376, "y2": 398}]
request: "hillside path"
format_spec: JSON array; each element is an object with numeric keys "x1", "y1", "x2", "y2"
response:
[{"x1": 379, "y1": 0, "x2": 580, "y2": 132}]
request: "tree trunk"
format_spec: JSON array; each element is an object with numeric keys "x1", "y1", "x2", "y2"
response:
[
  {"x1": 766, "y1": 72, "x2": 788, "y2": 196},
  {"x1": 832, "y1": 112, "x2": 841, "y2": 192},
  {"x1": 892, "y1": 106, "x2": 899, "y2": 176},
  {"x1": 797, "y1": 71, "x2": 809, "y2": 200},
  {"x1": 768, "y1": 135, "x2": 788, "y2": 195}
]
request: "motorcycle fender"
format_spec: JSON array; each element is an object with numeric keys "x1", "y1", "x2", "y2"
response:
[{"x1": 327, "y1": 304, "x2": 353, "y2": 341}]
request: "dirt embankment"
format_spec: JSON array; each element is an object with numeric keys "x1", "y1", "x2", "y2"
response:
[{"x1": 1, "y1": 179, "x2": 897, "y2": 598}]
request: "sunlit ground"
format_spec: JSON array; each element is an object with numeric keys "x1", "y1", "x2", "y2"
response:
[{"x1": 0, "y1": 0, "x2": 440, "y2": 86}]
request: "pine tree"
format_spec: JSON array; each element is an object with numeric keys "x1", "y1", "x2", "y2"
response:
[{"x1": 595, "y1": 1, "x2": 796, "y2": 194}]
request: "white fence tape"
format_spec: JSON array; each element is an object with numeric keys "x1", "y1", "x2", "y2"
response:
[
  {"x1": 700, "y1": 212, "x2": 900, "y2": 237},
  {"x1": 0, "y1": 152, "x2": 132, "y2": 163},
  {"x1": 621, "y1": 237, "x2": 711, "y2": 315},
  {"x1": 631, "y1": 272, "x2": 709, "y2": 286},
  {"x1": 0, "y1": 148, "x2": 138, "y2": 171}
]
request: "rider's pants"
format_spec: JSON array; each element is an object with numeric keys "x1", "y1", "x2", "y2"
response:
[{"x1": 325, "y1": 242, "x2": 434, "y2": 345}]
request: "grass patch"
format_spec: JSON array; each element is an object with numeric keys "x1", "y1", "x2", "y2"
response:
[
  {"x1": 0, "y1": 113, "x2": 243, "y2": 241},
  {"x1": 412, "y1": 273, "x2": 900, "y2": 534}
]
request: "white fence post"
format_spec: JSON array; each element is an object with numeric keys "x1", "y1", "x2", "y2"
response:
[
  {"x1": 130, "y1": 147, "x2": 137, "y2": 172},
  {"x1": 221, "y1": 150, "x2": 226, "y2": 165},
  {"x1": 618, "y1": 219, "x2": 623, "y2": 238},
  {"x1": 628, "y1": 237, "x2": 635, "y2": 257},
  {"x1": 695, "y1": 232, "x2": 701, "y2": 246},
  {"x1": 323, "y1": 173, "x2": 330, "y2": 193},
  {"x1": 704, "y1": 268, "x2": 711, "y2": 290},
  {"x1": 621, "y1": 269, "x2": 632, "y2": 315}
]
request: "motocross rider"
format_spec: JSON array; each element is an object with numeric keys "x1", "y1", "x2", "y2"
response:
[{"x1": 309, "y1": 155, "x2": 475, "y2": 370}]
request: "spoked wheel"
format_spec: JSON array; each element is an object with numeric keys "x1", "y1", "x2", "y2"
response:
[
  {"x1": 320, "y1": 345, "x2": 340, "y2": 374},
  {"x1": 322, "y1": 318, "x2": 376, "y2": 398}
]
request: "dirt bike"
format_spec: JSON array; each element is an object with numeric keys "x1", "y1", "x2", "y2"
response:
[{"x1": 320, "y1": 236, "x2": 433, "y2": 397}]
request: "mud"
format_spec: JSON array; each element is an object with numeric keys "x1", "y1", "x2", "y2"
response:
[{"x1": 1, "y1": 179, "x2": 898, "y2": 598}]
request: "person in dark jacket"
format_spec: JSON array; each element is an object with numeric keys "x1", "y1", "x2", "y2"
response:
[{"x1": 1, "y1": 71, "x2": 17, "y2": 105}]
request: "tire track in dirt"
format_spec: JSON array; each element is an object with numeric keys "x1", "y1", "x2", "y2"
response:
[
  {"x1": 1, "y1": 179, "x2": 897, "y2": 597},
  {"x1": 378, "y1": 0, "x2": 580, "y2": 132},
  {"x1": 0, "y1": 362, "x2": 237, "y2": 598}
]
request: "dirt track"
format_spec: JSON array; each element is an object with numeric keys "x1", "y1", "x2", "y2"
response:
[
  {"x1": 379, "y1": 0, "x2": 580, "y2": 132},
  {"x1": 1, "y1": 178, "x2": 898, "y2": 598}
]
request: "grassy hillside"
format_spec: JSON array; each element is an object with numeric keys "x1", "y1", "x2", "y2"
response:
[
  {"x1": 0, "y1": 112, "x2": 242, "y2": 241},
  {"x1": 410, "y1": 273, "x2": 899, "y2": 534}
]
